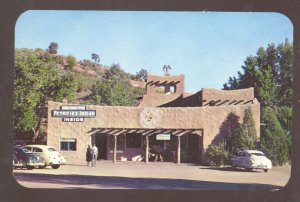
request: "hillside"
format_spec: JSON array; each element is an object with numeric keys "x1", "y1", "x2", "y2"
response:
[{"x1": 55, "y1": 54, "x2": 146, "y2": 104}]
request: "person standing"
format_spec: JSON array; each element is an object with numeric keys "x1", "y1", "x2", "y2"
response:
[
  {"x1": 92, "y1": 144, "x2": 98, "y2": 166},
  {"x1": 86, "y1": 145, "x2": 93, "y2": 166}
]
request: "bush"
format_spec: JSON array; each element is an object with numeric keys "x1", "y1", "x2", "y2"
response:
[
  {"x1": 207, "y1": 141, "x2": 229, "y2": 166},
  {"x1": 66, "y1": 55, "x2": 77, "y2": 69}
]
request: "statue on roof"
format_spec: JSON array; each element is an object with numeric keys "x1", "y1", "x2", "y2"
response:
[{"x1": 163, "y1": 65, "x2": 171, "y2": 76}]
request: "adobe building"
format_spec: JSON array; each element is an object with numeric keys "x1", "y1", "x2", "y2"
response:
[{"x1": 47, "y1": 72, "x2": 260, "y2": 165}]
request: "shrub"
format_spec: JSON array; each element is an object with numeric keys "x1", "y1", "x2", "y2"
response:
[
  {"x1": 66, "y1": 55, "x2": 77, "y2": 69},
  {"x1": 207, "y1": 141, "x2": 229, "y2": 166}
]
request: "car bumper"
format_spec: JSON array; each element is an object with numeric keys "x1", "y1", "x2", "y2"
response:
[
  {"x1": 250, "y1": 164, "x2": 272, "y2": 170},
  {"x1": 27, "y1": 162, "x2": 45, "y2": 167}
]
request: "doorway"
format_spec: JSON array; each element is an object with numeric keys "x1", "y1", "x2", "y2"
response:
[
  {"x1": 187, "y1": 133, "x2": 201, "y2": 163},
  {"x1": 94, "y1": 133, "x2": 107, "y2": 160}
]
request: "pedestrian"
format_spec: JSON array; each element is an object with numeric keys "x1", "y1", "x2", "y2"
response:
[
  {"x1": 86, "y1": 145, "x2": 92, "y2": 166},
  {"x1": 92, "y1": 144, "x2": 98, "y2": 166}
]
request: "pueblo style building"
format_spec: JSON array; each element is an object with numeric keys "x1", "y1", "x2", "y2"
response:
[{"x1": 47, "y1": 72, "x2": 260, "y2": 165}]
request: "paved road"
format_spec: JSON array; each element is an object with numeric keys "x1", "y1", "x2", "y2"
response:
[{"x1": 13, "y1": 161, "x2": 290, "y2": 190}]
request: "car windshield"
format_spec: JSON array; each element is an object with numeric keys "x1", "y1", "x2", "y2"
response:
[
  {"x1": 20, "y1": 148, "x2": 32, "y2": 153},
  {"x1": 48, "y1": 148, "x2": 57, "y2": 152},
  {"x1": 250, "y1": 152, "x2": 265, "y2": 156}
]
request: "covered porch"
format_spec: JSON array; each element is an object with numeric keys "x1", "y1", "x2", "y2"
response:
[{"x1": 88, "y1": 128, "x2": 203, "y2": 164}]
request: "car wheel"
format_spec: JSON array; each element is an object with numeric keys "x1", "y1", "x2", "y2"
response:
[
  {"x1": 38, "y1": 165, "x2": 47, "y2": 169},
  {"x1": 246, "y1": 168, "x2": 253, "y2": 172},
  {"x1": 26, "y1": 166, "x2": 34, "y2": 170},
  {"x1": 231, "y1": 166, "x2": 237, "y2": 170},
  {"x1": 51, "y1": 164, "x2": 60, "y2": 169},
  {"x1": 264, "y1": 169, "x2": 268, "y2": 172}
]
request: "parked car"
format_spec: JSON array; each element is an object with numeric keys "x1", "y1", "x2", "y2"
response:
[
  {"x1": 230, "y1": 150, "x2": 272, "y2": 172},
  {"x1": 13, "y1": 146, "x2": 45, "y2": 169},
  {"x1": 25, "y1": 145, "x2": 66, "y2": 169}
]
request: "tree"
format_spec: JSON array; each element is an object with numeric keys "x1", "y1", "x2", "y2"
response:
[
  {"x1": 14, "y1": 48, "x2": 77, "y2": 141},
  {"x1": 136, "y1": 69, "x2": 148, "y2": 81},
  {"x1": 260, "y1": 108, "x2": 291, "y2": 165},
  {"x1": 236, "y1": 108, "x2": 257, "y2": 150},
  {"x1": 103, "y1": 64, "x2": 131, "y2": 80},
  {"x1": 223, "y1": 40, "x2": 293, "y2": 108},
  {"x1": 90, "y1": 78, "x2": 139, "y2": 106},
  {"x1": 48, "y1": 42, "x2": 58, "y2": 54},
  {"x1": 222, "y1": 40, "x2": 293, "y2": 165},
  {"x1": 91, "y1": 53, "x2": 100, "y2": 64}
]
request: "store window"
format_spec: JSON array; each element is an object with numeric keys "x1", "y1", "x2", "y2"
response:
[{"x1": 60, "y1": 138, "x2": 77, "y2": 151}]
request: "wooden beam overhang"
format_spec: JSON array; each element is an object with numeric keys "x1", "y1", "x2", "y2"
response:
[
  {"x1": 229, "y1": 100, "x2": 238, "y2": 105},
  {"x1": 217, "y1": 100, "x2": 229, "y2": 106},
  {"x1": 89, "y1": 127, "x2": 202, "y2": 135},
  {"x1": 146, "y1": 81, "x2": 154, "y2": 85},
  {"x1": 148, "y1": 80, "x2": 180, "y2": 86},
  {"x1": 234, "y1": 100, "x2": 244, "y2": 105},
  {"x1": 243, "y1": 100, "x2": 252, "y2": 105}
]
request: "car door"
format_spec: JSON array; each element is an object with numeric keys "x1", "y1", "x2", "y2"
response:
[
  {"x1": 238, "y1": 152, "x2": 247, "y2": 167},
  {"x1": 32, "y1": 147, "x2": 43, "y2": 157},
  {"x1": 241, "y1": 152, "x2": 251, "y2": 168}
]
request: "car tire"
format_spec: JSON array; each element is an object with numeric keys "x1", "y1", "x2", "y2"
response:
[
  {"x1": 231, "y1": 166, "x2": 237, "y2": 170},
  {"x1": 38, "y1": 165, "x2": 47, "y2": 169},
  {"x1": 26, "y1": 166, "x2": 34, "y2": 170},
  {"x1": 264, "y1": 169, "x2": 268, "y2": 172},
  {"x1": 246, "y1": 168, "x2": 253, "y2": 172},
  {"x1": 51, "y1": 164, "x2": 60, "y2": 169}
]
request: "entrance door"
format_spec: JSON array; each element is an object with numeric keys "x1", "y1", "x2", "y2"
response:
[
  {"x1": 95, "y1": 133, "x2": 107, "y2": 160},
  {"x1": 187, "y1": 133, "x2": 200, "y2": 163}
]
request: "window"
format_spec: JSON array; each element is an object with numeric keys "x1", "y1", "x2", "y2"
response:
[
  {"x1": 47, "y1": 148, "x2": 57, "y2": 152},
  {"x1": 170, "y1": 85, "x2": 176, "y2": 94},
  {"x1": 32, "y1": 148, "x2": 43, "y2": 152},
  {"x1": 60, "y1": 139, "x2": 77, "y2": 151}
]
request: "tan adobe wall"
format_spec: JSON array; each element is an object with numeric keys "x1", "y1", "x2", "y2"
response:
[
  {"x1": 47, "y1": 101, "x2": 260, "y2": 164},
  {"x1": 201, "y1": 87, "x2": 255, "y2": 106},
  {"x1": 138, "y1": 94, "x2": 182, "y2": 107},
  {"x1": 146, "y1": 74, "x2": 185, "y2": 95}
]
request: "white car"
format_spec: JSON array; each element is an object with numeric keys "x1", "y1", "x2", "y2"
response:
[
  {"x1": 25, "y1": 145, "x2": 66, "y2": 169},
  {"x1": 230, "y1": 150, "x2": 272, "y2": 172}
]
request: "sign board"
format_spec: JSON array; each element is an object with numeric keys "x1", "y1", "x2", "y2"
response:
[
  {"x1": 52, "y1": 105, "x2": 96, "y2": 122},
  {"x1": 156, "y1": 134, "x2": 171, "y2": 140},
  {"x1": 52, "y1": 110, "x2": 96, "y2": 118},
  {"x1": 61, "y1": 105, "x2": 86, "y2": 110},
  {"x1": 62, "y1": 117, "x2": 84, "y2": 122}
]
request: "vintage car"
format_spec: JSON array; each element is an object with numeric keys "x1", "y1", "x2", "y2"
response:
[
  {"x1": 25, "y1": 145, "x2": 66, "y2": 169},
  {"x1": 13, "y1": 146, "x2": 45, "y2": 169},
  {"x1": 230, "y1": 150, "x2": 272, "y2": 172}
]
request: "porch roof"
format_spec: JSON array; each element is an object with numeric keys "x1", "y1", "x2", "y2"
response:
[{"x1": 88, "y1": 127, "x2": 203, "y2": 136}]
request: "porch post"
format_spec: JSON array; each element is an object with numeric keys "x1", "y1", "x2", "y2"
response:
[
  {"x1": 113, "y1": 135, "x2": 117, "y2": 163},
  {"x1": 177, "y1": 135, "x2": 181, "y2": 164},
  {"x1": 145, "y1": 135, "x2": 149, "y2": 164}
]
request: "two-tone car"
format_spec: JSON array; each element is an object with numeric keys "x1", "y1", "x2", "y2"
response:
[
  {"x1": 25, "y1": 145, "x2": 66, "y2": 169},
  {"x1": 230, "y1": 150, "x2": 272, "y2": 172}
]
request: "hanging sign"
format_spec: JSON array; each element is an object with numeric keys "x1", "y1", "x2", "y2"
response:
[{"x1": 156, "y1": 134, "x2": 171, "y2": 140}]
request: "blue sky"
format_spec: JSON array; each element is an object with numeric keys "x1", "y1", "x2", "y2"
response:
[{"x1": 15, "y1": 11, "x2": 293, "y2": 92}]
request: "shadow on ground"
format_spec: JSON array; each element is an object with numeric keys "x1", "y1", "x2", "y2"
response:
[
  {"x1": 199, "y1": 166, "x2": 262, "y2": 172},
  {"x1": 13, "y1": 173, "x2": 281, "y2": 190}
]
